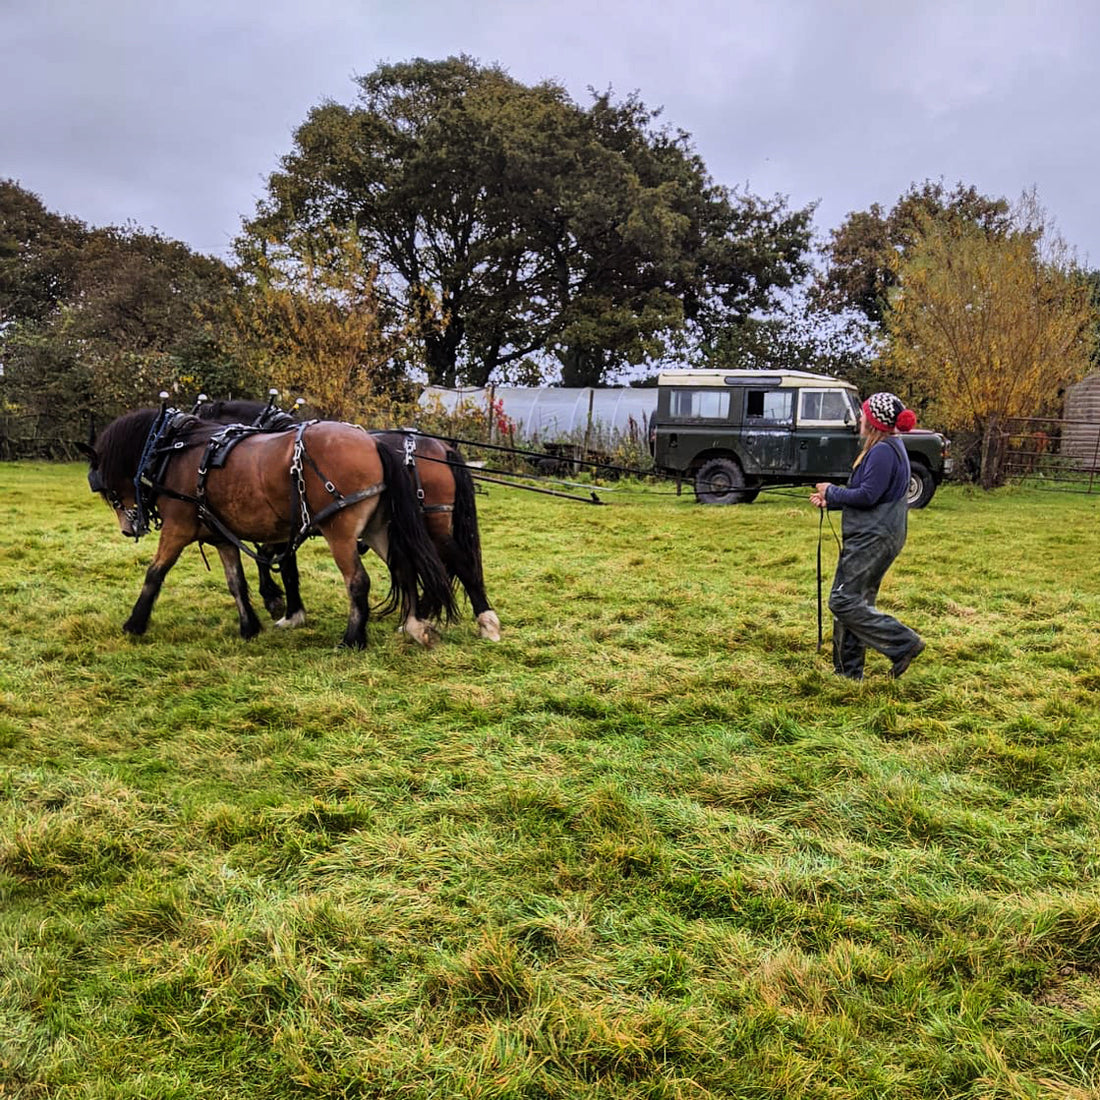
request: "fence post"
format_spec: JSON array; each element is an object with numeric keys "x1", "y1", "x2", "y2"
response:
[
  {"x1": 1090, "y1": 422, "x2": 1100, "y2": 495},
  {"x1": 580, "y1": 388, "x2": 594, "y2": 475}
]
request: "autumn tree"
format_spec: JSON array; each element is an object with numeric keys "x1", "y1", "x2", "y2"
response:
[
  {"x1": 886, "y1": 196, "x2": 1096, "y2": 488},
  {"x1": 816, "y1": 180, "x2": 1012, "y2": 325},
  {"x1": 228, "y1": 227, "x2": 415, "y2": 423},
  {"x1": 243, "y1": 56, "x2": 813, "y2": 387}
]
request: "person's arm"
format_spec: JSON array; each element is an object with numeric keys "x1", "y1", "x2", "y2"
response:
[{"x1": 824, "y1": 444, "x2": 897, "y2": 509}]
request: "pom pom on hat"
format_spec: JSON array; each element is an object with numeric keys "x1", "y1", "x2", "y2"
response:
[{"x1": 862, "y1": 392, "x2": 915, "y2": 432}]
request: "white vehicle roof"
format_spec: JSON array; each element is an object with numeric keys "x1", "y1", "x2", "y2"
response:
[{"x1": 657, "y1": 368, "x2": 857, "y2": 391}]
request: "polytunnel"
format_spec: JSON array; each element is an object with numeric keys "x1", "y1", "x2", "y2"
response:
[{"x1": 419, "y1": 386, "x2": 658, "y2": 439}]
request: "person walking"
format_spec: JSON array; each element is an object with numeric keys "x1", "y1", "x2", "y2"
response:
[{"x1": 810, "y1": 392, "x2": 925, "y2": 680}]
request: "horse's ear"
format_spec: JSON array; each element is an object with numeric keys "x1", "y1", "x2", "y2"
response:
[{"x1": 76, "y1": 441, "x2": 98, "y2": 465}]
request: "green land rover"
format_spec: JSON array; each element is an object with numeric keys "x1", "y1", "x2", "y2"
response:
[{"x1": 651, "y1": 369, "x2": 951, "y2": 507}]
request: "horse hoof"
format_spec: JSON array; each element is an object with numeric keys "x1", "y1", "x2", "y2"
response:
[
  {"x1": 275, "y1": 610, "x2": 307, "y2": 629},
  {"x1": 477, "y1": 611, "x2": 502, "y2": 641},
  {"x1": 265, "y1": 598, "x2": 286, "y2": 620},
  {"x1": 399, "y1": 619, "x2": 439, "y2": 648}
]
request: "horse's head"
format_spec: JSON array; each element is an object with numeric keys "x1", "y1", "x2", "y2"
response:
[
  {"x1": 78, "y1": 409, "x2": 160, "y2": 539},
  {"x1": 79, "y1": 441, "x2": 144, "y2": 539}
]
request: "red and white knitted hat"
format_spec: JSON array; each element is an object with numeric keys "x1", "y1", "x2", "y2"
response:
[{"x1": 862, "y1": 392, "x2": 917, "y2": 433}]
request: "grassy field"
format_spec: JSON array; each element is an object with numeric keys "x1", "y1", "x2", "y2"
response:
[{"x1": 2, "y1": 462, "x2": 1099, "y2": 1099}]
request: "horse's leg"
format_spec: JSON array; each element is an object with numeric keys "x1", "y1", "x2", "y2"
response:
[
  {"x1": 216, "y1": 545, "x2": 262, "y2": 640},
  {"x1": 273, "y1": 549, "x2": 307, "y2": 629},
  {"x1": 319, "y1": 520, "x2": 374, "y2": 650},
  {"x1": 358, "y1": 522, "x2": 438, "y2": 648},
  {"x1": 428, "y1": 514, "x2": 501, "y2": 641},
  {"x1": 122, "y1": 529, "x2": 190, "y2": 635},
  {"x1": 255, "y1": 547, "x2": 286, "y2": 620}
]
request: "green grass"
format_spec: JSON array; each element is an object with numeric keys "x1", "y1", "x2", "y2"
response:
[{"x1": 2, "y1": 463, "x2": 1099, "y2": 1099}]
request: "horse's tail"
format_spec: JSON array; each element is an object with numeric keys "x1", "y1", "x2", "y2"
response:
[
  {"x1": 375, "y1": 442, "x2": 458, "y2": 624},
  {"x1": 447, "y1": 447, "x2": 485, "y2": 591}
]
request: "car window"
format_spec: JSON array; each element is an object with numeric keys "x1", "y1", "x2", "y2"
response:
[
  {"x1": 669, "y1": 388, "x2": 730, "y2": 419},
  {"x1": 799, "y1": 389, "x2": 851, "y2": 424},
  {"x1": 745, "y1": 389, "x2": 794, "y2": 423}
]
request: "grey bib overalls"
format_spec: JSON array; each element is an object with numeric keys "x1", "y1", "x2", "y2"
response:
[{"x1": 828, "y1": 442, "x2": 922, "y2": 679}]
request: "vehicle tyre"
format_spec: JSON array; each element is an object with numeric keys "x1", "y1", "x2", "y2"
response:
[
  {"x1": 695, "y1": 457, "x2": 753, "y2": 505},
  {"x1": 907, "y1": 462, "x2": 936, "y2": 508}
]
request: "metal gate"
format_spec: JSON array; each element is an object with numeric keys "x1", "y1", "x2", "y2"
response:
[{"x1": 1003, "y1": 416, "x2": 1100, "y2": 492}]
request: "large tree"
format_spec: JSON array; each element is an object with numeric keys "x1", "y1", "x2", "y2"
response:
[
  {"x1": 816, "y1": 180, "x2": 1012, "y2": 326},
  {"x1": 243, "y1": 56, "x2": 813, "y2": 387},
  {"x1": 886, "y1": 196, "x2": 1095, "y2": 488},
  {"x1": 1, "y1": 183, "x2": 241, "y2": 439},
  {"x1": 0, "y1": 178, "x2": 88, "y2": 327}
]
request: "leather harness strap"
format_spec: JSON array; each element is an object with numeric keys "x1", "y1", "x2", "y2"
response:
[
  {"x1": 134, "y1": 413, "x2": 385, "y2": 564},
  {"x1": 401, "y1": 430, "x2": 454, "y2": 515}
]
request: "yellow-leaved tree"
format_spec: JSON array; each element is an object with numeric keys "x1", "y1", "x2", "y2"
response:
[
  {"x1": 886, "y1": 195, "x2": 1096, "y2": 488},
  {"x1": 227, "y1": 226, "x2": 416, "y2": 424}
]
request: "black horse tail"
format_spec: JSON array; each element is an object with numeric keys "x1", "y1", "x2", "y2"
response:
[
  {"x1": 374, "y1": 442, "x2": 458, "y2": 624},
  {"x1": 447, "y1": 446, "x2": 485, "y2": 591}
]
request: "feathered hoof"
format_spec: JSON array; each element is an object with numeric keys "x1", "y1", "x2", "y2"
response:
[
  {"x1": 477, "y1": 611, "x2": 502, "y2": 641},
  {"x1": 397, "y1": 618, "x2": 439, "y2": 648},
  {"x1": 275, "y1": 610, "x2": 307, "y2": 629}
]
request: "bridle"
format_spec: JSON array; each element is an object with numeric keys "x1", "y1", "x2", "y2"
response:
[{"x1": 88, "y1": 465, "x2": 147, "y2": 539}]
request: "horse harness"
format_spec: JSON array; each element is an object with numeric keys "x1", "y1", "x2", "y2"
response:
[
  {"x1": 129, "y1": 409, "x2": 384, "y2": 563},
  {"x1": 385, "y1": 430, "x2": 454, "y2": 517}
]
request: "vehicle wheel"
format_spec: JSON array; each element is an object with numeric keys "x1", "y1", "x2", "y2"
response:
[
  {"x1": 907, "y1": 462, "x2": 936, "y2": 508},
  {"x1": 695, "y1": 457, "x2": 753, "y2": 504}
]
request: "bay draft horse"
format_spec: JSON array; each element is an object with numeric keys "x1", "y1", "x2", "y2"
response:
[
  {"x1": 193, "y1": 399, "x2": 501, "y2": 641},
  {"x1": 80, "y1": 407, "x2": 457, "y2": 649}
]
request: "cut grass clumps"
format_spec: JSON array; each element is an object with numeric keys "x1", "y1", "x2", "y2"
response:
[{"x1": 2, "y1": 463, "x2": 1100, "y2": 1097}]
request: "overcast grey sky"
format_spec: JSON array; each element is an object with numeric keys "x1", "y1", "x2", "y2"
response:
[{"x1": 3, "y1": 0, "x2": 1098, "y2": 265}]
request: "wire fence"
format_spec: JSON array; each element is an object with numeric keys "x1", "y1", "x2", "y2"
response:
[{"x1": 1001, "y1": 416, "x2": 1100, "y2": 493}]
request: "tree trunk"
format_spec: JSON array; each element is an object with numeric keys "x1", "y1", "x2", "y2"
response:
[
  {"x1": 559, "y1": 346, "x2": 606, "y2": 388},
  {"x1": 979, "y1": 415, "x2": 1005, "y2": 490}
]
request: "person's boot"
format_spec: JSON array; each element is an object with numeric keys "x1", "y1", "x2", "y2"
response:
[{"x1": 891, "y1": 639, "x2": 925, "y2": 679}]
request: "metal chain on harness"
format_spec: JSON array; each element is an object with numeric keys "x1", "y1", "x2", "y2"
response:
[
  {"x1": 290, "y1": 429, "x2": 312, "y2": 538},
  {"x1": 403, "y1": 431, "x2": 425, "y2": 503}
]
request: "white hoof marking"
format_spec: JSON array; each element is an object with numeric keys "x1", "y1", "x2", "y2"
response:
[{"x1": 477, "y1": 611, "x2": 502, "y2": 641}]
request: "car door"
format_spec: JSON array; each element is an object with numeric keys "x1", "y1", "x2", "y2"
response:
[
  {"x1": 739, "y1": 387, "x2": 794, "y2": 473},
  {"x1": 795, "y1": 388, "x2": 860, "y2": 477}
]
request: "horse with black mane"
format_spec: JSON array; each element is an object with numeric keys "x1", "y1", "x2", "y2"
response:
[
  {"x1": 192, "y1": 397, "x2": 501, "y2": 641},
  {"x1": 80, "y1": 405, "x2": 457, "y2": 649}
]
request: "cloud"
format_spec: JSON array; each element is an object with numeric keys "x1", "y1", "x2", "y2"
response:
[{"x1": 2, "y1": 0, "x2": 1098, "y2": 263}]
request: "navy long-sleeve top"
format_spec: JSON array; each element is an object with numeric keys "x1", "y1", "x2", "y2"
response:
[{"x1": 824, "y1": 437, "x2": 910, "y2": 509}]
